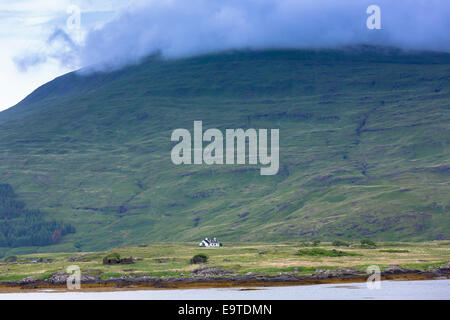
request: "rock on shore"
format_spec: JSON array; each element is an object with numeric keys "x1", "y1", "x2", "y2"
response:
[{"x1": 3, "y1": 262, "x2": 449, "y2": 289}]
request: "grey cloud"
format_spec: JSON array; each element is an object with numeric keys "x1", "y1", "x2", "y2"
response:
[
  {"x1": 15, "y1": 0, "x2": 450, "y2": 73},
  {"x1": 79, "y1": 0, "x2": 450, "y2": 71}
]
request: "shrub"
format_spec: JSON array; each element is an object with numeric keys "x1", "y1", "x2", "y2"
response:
[
  {"x1": 102, "y1": 252, "x2": 121, "y2": 265},
  {"x1": 332, "y1": 240, "x2": 350, "y2": 247},
  {"x1": 297, "y1": 248, "x2": 359, "y2": 257},
  {"x1": 190, "y1": 254, "x2": 208, "y2": 264},
  {"x1": 379, "y1": 249, "x2": 409, "y2": 253},
  {"x1": 360, "y1": 239, "x2": 377, "y2": 248},
  {"x1": 4, "y1": 255, "x2": 17, "y2": 263},
  {"x1": 312, "y1": 240, "x2": 321, "y2": 247}
]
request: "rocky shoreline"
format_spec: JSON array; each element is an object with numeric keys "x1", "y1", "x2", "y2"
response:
[{"x1": 1, "y1": 263, "x2": 449, "y2": 292}]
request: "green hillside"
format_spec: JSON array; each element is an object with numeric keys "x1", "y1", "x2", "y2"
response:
[{"x1": 0, "y1": 47, "x2": 449, "y2": 255}]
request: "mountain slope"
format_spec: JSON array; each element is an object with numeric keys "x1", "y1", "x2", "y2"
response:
[{"x1": 0, "y1": 48, "x2": 449, "y2": 253}]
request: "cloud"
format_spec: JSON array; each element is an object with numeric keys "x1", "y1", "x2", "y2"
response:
[
  {"x1": 13, "y1": 28, "x2": 80, "y2": 72},
  {"x1": 13, "y1": 53, "x2": 48, "y2": 73},
  {"x1": 15, "y1": 0, "x2": 450, "y2": 72}
]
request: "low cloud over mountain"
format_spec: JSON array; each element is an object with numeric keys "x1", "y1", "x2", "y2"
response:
[{"x1": 15, "y1": 0, "x2": 450, "y2": 72}]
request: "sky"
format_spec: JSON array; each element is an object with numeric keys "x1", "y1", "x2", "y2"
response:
[
  {"x1": 0, "y1": 0, "x2": 127, "y2": 111},
  {"x1": 1, "y1": 0, "x2": 450, "y2": 111}
]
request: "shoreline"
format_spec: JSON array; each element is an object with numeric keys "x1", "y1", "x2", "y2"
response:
[{"x1": 1, "y1": 268, "x2": 449, "y2": 293}]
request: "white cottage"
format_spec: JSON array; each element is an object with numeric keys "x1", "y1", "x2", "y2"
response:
[{"x1": 198, "y1": 237, "x2": 222, "y2": 247}]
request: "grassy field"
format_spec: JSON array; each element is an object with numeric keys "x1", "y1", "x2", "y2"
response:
[
  {"x1": 1, "y1": 241, "x2": 449, "y2": 282},
  {"x1": 0, "y1": 48, "x2": 449, "y2": 255}
]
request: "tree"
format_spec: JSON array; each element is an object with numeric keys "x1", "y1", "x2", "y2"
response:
[
  {"x1": 332, "y1": 239, "x2": 350, "y2": 247},
  {"x1": 190, "y1": 254, "x2": 208, "y2": 264},
  {"x1": 0, "y1": 184, "x2": 75, "y2": 248},
  {"x1": 360, "y1": 239, "x2": 376, "y2": 248}
]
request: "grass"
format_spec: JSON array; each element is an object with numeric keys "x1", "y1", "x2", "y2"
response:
[
  {"x1": 100, "y1": 272, "x2": 122, "y2": 280},
  {"x1": 379, "y1": 249, "x2": 410, "y2": 253},
  {"x1": 0, "y1": 241, "x2": 448, "y2": 282},
  {"x1": 0, "y1": 48, "x2": 448, "y2": 253},
  {"x1": 297, "y1": 248, "x2": 360, "y2": 257}
]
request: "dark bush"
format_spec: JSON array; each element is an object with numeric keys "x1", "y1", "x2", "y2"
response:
[
  {"x1": 119, "y1": 257, "x2": 134, "y2": 264},
  {"x1": 312, "y1": 240, "x2": 321, "y2": 246},
  {"x1": 103, "y1": 252, "x2": 121, "y2": 265},
  {"x1": 360, "y1": 239, "x2": 376, "y2": 248},
  {"x1": 379, "y1": 249, "x2": 409, "y2": 253},
  {"x1": 190, "y1": 254, "x2": 208, "y2": 264},
  {"x1": 297, "y1": 248, "x2": 359, "y2": 257},
  {"x1": 4, "y1": 255, "x2": 17, "y2": 263},
  {"x1": 332, "y1": 240, "x2": 350, "y2": 247}
]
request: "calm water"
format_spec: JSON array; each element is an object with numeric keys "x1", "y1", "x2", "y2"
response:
[{"x1": 1, "y1": 279, "x2": 449, "y2": 300}]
